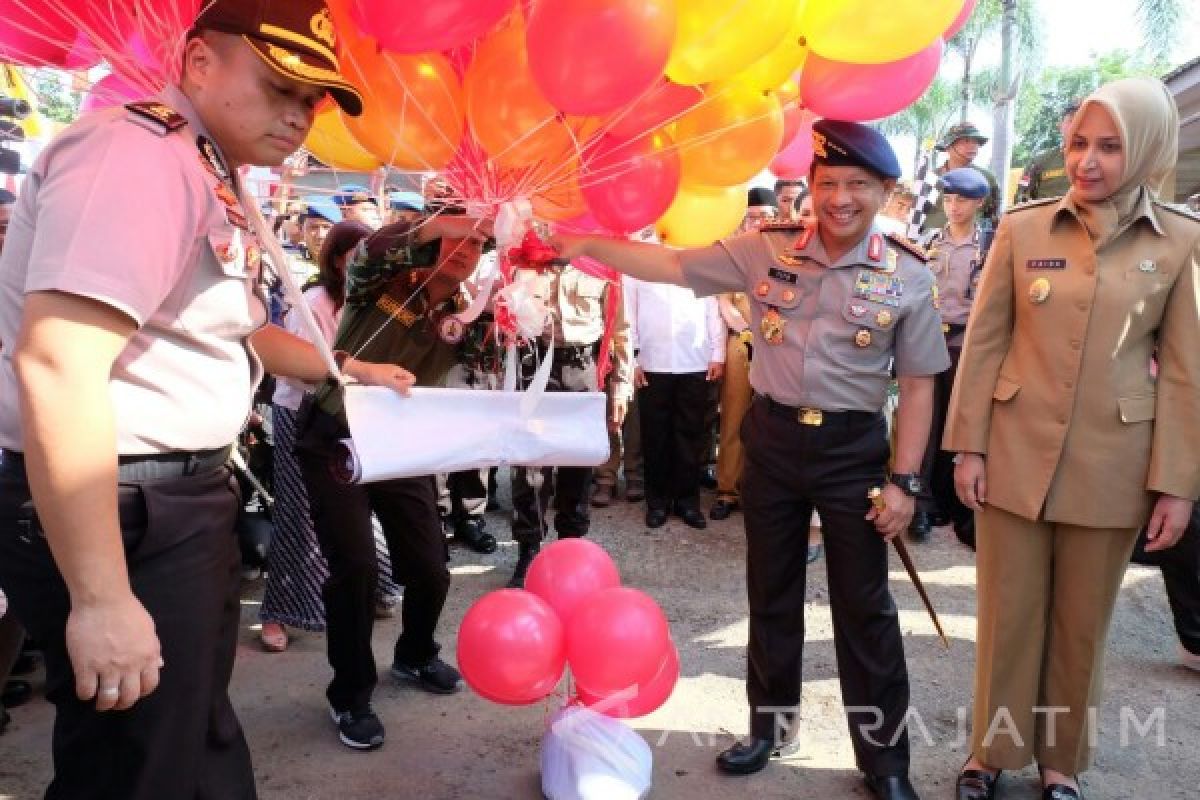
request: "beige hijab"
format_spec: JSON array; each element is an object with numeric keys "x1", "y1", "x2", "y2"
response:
[{"x1": 1064, "y1": 77, "x2": 1179, "y2": 242}]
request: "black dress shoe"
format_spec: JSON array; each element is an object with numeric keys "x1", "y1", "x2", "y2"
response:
[
  {"x1": 709, "y1": 498, "x2": 739, "y2": 521},
  {"x1": 645, "y1": 508, "x2": 669, "y2": 528},
  {"x1": 0, "y1": 707, "x2": 9, "y2": 735},
  {"x1": 932, "y1": 511, "x2": 951, "y2": 527},
  {"x1": 863, "y1": 773, "x2": 920, "y2": 800},
  {"x1": 453, "y1": 519, "x2": 497, "y2": 554},
  {"x1": 10, "y1": 653, "x2": 37, "y2": 677},
  {"x1": 1042, "y1": 784, "x2": 1082, "y2": 800},
  {"x1": 677, "y1": 507, "x2": 707, "y2": 530},
  {"x1": 715, "y1": 736, "x2": 798, "y2": 775},
  {"x1": 699, "y1": 465, "x2": 718, "y2": 490},
  {"x1": 956, "y1": 767, "x2": 1001, "y2": 800},
  {"x1": 908, "y1": 511, "x2": 932, "y2": 542},
  {"x1": 1, "y1": 680, "x2": 32, "y2": 709}
]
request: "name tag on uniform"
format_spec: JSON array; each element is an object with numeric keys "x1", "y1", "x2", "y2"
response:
[
  {"x1": 1026, "y1": 258, "x2": 1066, "y2": 270},
  {"x1": 852, "y1": 271, "x2": 903, "y2": 307},
  {"x1": 767, "y1": 267, "x2": 798, "y2": 284}
]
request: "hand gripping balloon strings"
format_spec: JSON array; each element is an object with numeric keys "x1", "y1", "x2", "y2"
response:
[{"x1": 868, "y1": 488, "x2": 950, "y2": 649}]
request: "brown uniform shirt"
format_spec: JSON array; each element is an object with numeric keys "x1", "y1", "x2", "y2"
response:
[{"x1": 944, "y1": 193, "x2": 1200, "y2": 527}]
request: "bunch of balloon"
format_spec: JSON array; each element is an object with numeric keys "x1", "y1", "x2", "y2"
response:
[{"x1": 457, "y1": 539, "x2": 679, "y2": 719}]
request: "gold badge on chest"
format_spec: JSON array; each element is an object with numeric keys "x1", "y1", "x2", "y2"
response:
[
  {"x1": 1028, "y1": 278, "x2": 1051, "y2": 305},
  {"x1": 854, "y1": 328, "x2": 872, "y2": 348},
  {"x1": 761, "y1": 308, "x2": 786, "y2": 345}
]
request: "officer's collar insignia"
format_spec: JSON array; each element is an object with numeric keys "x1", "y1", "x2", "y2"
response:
[
  {"x1": 125, "y1": 101, "x2": 187, "y2": 135},
  {"x1": 197, "y1": 136, "x2": 231, "y2": 183},
  {"x1": 792, "y1": 225, "x2": 815, "y2": 251},
  {"x1": 867, "y1": 233, "x2": 884, "y2": 263},
  {"x1": 884, "y1": 231, "x2": 931, "y2": 263},
  {"x1": 777, "y1": 252, "x2": 805, "y2": 268}
]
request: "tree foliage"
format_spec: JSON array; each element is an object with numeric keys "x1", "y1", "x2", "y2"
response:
[{"x1": 25, "y1": 70, "x2": 79, "y2": 125}]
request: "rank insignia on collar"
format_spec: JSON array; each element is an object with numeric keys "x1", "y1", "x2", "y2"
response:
[
  {"x1": 867, "y1": 233, "x2": 884, "y2": 263},
  {"x1": 793, "y1": 226, "x2": 815, "y2": 251},
  {"x1": 778, "y1": 252, "x2": 805, "y2": 268},
  {"x1": 197, "y1": 136, "x2": 230, "y2": 183}
]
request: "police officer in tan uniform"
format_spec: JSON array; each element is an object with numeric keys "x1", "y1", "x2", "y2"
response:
[
  {"x1": 946, "y1": 78, "x2": 1200, "y2": 800},
  {"x1": 550, "y1": 120, "x2": 950, "y2": 800},
  {"x1": 0, "y1": 3, "x2": 414, "y2": 797}
]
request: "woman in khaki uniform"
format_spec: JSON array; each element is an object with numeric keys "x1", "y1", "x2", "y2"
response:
[{"x1": 945, "y1": 78, "x2": 1200, "y2": 800}]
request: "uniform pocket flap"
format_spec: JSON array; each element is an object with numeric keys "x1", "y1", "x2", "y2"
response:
[
  {"x1": 1118, "y1": 395, "x2": 1156, "y2": 423},
  {"x1": 993, "y1": 377, "x2": 1020, "y2": 402}
]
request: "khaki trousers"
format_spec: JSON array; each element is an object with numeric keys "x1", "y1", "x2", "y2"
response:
[
  {"x1": 971, "y1": 505, "x2": 1139, "y2": 774},
  {"x1": 716, "y1": 332, "x2": 753, "y2": 500}
]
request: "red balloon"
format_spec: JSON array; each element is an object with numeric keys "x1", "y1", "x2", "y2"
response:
[
  {"x1": 582, "y1": 131, "x2": 681, "y2": 235},
  {"x1": 578, "y1": 643, "x2": 679, "y2": 718},
  {"x1": 457, "y1": 589, "x2": 566, "y2": 706},
  {"x1": 770, "y1": 110, "x2": 820, "y2": 179},
  {"x1": 354, "y1": 0, "x2": 516, "y2": 53},
  {"x1": 525, "y1": 538, "x2": 621, "y2": 623},
  {"x1": 605, "y1": 80, "x2": 703, "y2": 142},
  {"x1": 527, "y1": 0, "x2": 676, "y2": 116},
  {"x1": 801, "y1": 39, "x2": 944, "y2": 122},
  {"x1": 567, "y1": 587, "x2": 671, "y2": 696},
  {"x1": 944, "y1": 0, "x2": 979, "y2": 40},
  {"x1": 0, "y1": 1, "x2": 78, "y2": 66}
]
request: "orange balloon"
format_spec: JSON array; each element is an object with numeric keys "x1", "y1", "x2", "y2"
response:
[
  {"x1": 674, "y1": 82, "x2": 784, "y2": 187},
  {"x1": 465, "y1": 19, "x2": 576, "y2": 168},
  {"x1": 305, "y1": 107, "x2": 382, "y2": 171},
  {"x1": 524, "y1": 159, "x2": 588, "y2": 221},
  {"x1": 340, "y1": 38, "x2": 465, "y2": 171}
]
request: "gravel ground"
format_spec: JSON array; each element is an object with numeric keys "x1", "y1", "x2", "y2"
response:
[{"x1": 2, "y1": 480, "x2": 1198, "y2": 799}]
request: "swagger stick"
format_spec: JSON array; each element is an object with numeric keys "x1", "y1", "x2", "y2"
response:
[{"x1": 869, "y1": 488, "x2": 950, "y2": 649}]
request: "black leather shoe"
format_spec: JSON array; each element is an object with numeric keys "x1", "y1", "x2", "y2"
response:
[
  {"x1": 699, "y1": 465, "x2": 718, "y2": 490},
  {"x1": 506, "y1": 544, "x2": 539, "y2": 588},
  {"x1": 1042, "y1": 783, "x2": 1082, "y2": 800},
  {"x1": 645, "y1": 508, "x2": 669, "y2": 528},
  {"x1": 863, "y1": 773, "x2": 920, "y2": 800},
  {"x1": 0, "y1": 707, "x2": 10, "y2": 735},
  {"x1": 1, "y1": 680, "x2": 32, "y2": 709},
  {"x1": 956, "y1": 767, "x2": 1001, "y2": 800},
  {"x1": 908, "y1": 511, "x2": 932, "y2": 542},
  {"x1": 709, "y1": 498, "x2": 739, "y2": 520},
  {"x1": 932, "y1": 511, "x2": 951, "y2": 527},
  {"x1": 677, "y1": 507, "x2": 707, "y2": 530},
  {"x1": 715, "y1": 737, "x2": 798, "y2": 775},
  {"x1": 454, "y1": 519, "x2": 497, "y2": 554}
]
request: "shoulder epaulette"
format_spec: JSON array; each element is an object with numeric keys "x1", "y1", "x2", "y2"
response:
[
  {"x1": 884, "y1": 232, "x2": 929, "y2": 263},
  {"x1": 1154, "y1": 201, "x2": 1200, "y2": 225},
  {"x1": 759, "y1": 221, "x2": 807, "y2": 232},
  {"x1": 125, "y1": 101, "x2": 187, "y2": 136},
  {"x1": 1007, "y1": 196, "x2": 1059, "y2": 213}
]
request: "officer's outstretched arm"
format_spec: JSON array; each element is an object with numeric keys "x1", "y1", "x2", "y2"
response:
[{"x1": 550, "y1": 232, "x2": 686, "y2": 287}]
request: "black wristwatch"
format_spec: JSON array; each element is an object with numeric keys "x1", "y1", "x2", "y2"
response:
[{"x1": 888, "y1": 472, "x2": 924, "y2": 496}]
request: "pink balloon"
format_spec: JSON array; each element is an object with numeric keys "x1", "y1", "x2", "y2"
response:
[
  {"x1": 0, "y1": 1, "x2": 78, "y2": 66},
  {"x1": 606, "y1": 80, "x2": 703, "y2": 142},
  {"x1": 567, "y1": 587, "x2": 671, "y2": 696},
  {"x1": 81, "y1": 73, "x2": 146, "y2": 114},
  {"x1": 770, "y1": 110, "x2": 820, "y2": 179},
  {"x1": 525, "y1": 539, "x2": 621, "y2": 623},
  {"x1": 581, "y1": 131, "x2": 681, "y2": 235},
  {"x1": 943, "y1": 0, "x2": 979, "y2": 40},
  {"x1": 457, "y1": 589, "x2": 566, "y2": 706},
  {"x1": 578, "y1": 643, "x2": 679, "y2": 718},
  {"x1": 556, "y1": 211, "x2": 609, "y2": 235},
  {"x1": 801, "y1": 39, "x2": 945, "y2": 122},
  {"x1": 527, "y1": 0, "x2": 676, "y2": 116},
  {"x1": 355, "y1": 0, "x2": 516, "y2": 53}
]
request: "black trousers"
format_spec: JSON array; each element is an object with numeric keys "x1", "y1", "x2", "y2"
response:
[
  {"x1": 740, "y1": 397, "x2": 910, "y2": 776},
  {"x1": 446, "y1": 468, "x2": 488, "y2": 524},
  {"x1": 297, "y1": 408, "x2": 450, "y2": 712},
  {"x1": 1132, "y1": 508, "x2": 1200, "y2": 655},
  {"x1": 917, "y1": 345, "x2": 970, "y2": 529},
  {"x1": 638, "y1": 371, "x2": 708, "y2": 511},
  {"x1": 0, "y1": 460, "x2": 255, "y2": 800}
]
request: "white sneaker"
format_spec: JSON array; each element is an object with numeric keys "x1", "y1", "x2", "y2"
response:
[{"x1": 1180, "y1": 645, "x2": 1200, "y2": 673}]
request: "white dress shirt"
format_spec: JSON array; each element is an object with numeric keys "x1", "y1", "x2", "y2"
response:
[{"x1": 625, "y1": 277, "x2": 725, "y2": 374}]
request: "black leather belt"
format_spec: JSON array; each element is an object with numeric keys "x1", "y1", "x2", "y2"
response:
[
  {"x1": 759, "y1": 395, "x2": 881, "y2": 427},
  {"x1": 2, "y1": 446, "x2": 232, "y2": 481},
  {"x1": 942, "y1": 322, "x2": 967, "y2": 336}
]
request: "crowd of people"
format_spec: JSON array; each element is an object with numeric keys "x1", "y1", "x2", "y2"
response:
[{"x1": 0, "y1": 2, "x2": 1198, "y2": 799}]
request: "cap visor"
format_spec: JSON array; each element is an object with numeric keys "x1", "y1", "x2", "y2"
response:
[{"x1": 244, "y1": 37, "x2": 364, "y2": 117}]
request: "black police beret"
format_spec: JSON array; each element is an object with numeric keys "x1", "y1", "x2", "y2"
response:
[
  {"x1": 811, "y1": 119, "x2": 901, "y2": 180},
  {"x1": 939, "y1": 167, "x2": 990, "y2": 199}
]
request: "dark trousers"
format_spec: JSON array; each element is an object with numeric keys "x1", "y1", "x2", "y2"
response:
[
  {"x1": 638, "y1": 371, "x2": 708, "y2": 511},
  {"x1": 297, "y1": 410, "x2": 450, "y2": 712},
  {"x1": 447, "y1": 468, "x2": 488, "y2": 524},
  {"x1": 918, "y1": 345, "x2": 970, "y2": 529},
  {"x1": 1133, "y1": 508, "x2": 1200, "y2": 655},
  {"x1": 0, "y1": 460, "x2": 255, "y2": 800},
  {"x1": 740, "y1": 397, "x2": 910, "y2": 776}
]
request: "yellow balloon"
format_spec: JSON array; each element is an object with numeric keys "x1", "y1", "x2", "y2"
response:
[
  {"x1": 655, "y1": 183, "x2": 748, "y2": 248},
  {"x1": 729, "y1": 1, "x2": 809, "y2": 92},
  {"x1": 803, "y1": 0, "x2": 960, "y2": 64},
  {"x1": 305, "y1": 108, "x2": 382, "y2": 172},
  {"x1": 666, "y1": 0, "x2": 796, "y2": 86},
  {"x1": 675, "y1": 83, "x2": 784, "y2": 187}
]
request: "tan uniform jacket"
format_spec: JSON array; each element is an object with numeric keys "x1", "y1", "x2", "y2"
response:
[{"x1": 943, "y1": 193, "x2": 1200, "y2": 527}]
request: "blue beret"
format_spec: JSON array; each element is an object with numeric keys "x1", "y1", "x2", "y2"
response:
[
  {"x1": 811, "y1": 119, "x2": 901, "y2": 180},
  {"x1": 333, "y1": 184, "x2": 376, "y2": 208},
  {"x1": 302, "y1": 195, "x2": 342, "y2": 224},
  {"x1": 0, "y1": 188, "x2": 14, "y2": 204},
  {"x1": 388, "y1": 191, "x2": 424, "y2": 212},
  {"x1": 940, "y1": 167, "x2": 990, "y2": 199}
]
